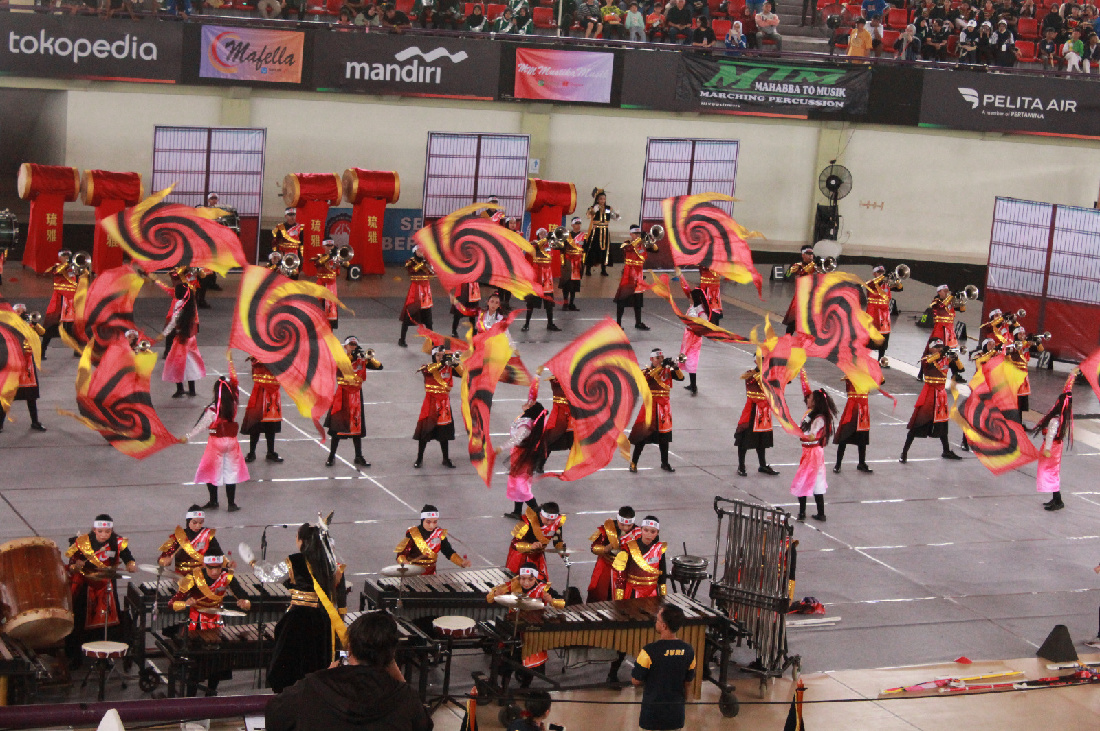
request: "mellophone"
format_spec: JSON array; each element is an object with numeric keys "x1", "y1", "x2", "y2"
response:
[
  {"x1": 490, "y1": 594, "x2": 725, "y2": 699},
  {"x1": 361, "y1": 567, "x2": 516, "y2": 620}
]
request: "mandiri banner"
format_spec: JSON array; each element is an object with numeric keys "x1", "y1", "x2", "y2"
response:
[
  {"x1": 0, "y1": 12, "x2": 182, "y2": 83},
  {"x1": 674, "y1": 56, "x2": 871, "y2": 116},
  {"x1": 514, "y1": 48, "x2": 614, "y2": 104},
  {"x1": 199, "y1": 25, "x2": 304, "y2": 83},
  {"x1": 920, "y1": 70, "x2": 1100, "y2": 138}
]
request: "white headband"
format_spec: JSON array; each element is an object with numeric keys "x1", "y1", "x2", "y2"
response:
[
  {"x1": 540, "y1": 510, "x2": 559, "y2": 521},
  {"x1": 519, "y1": 566, "x2": 539, "y2": 578},
  {"x1": 937, "y1": 285, "x2": 949, "y2": 292},
  {"x1": 421, "y1": 511, "x2": 439, "y2": 520},
  {"x1": 640, "y1": 519, "x2": 660, "y2": 529},
  {"x1": 93, "y1": 520, "x2": 114, "y2": 529},
  {"x1": 186, "y1": 511, "x2": 205, "y2": 520},
  {"x1": 204, "y1": 555, "x2": 223, "y2": 566},
  {"x1": 618, "y1": 515, "x2": 635, "y2": 525}
]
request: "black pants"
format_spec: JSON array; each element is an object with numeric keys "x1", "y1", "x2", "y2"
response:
[
  {"x1": 901, "y1": 431, "x2": 951, "y2": 456},
  {"x1": 737, "y1": 444, "x2": 768, "y2": 470},
  {"x1": 416, "y1": 438, "x2": 450, "y2": 462},
  {"x1": 0, "y1": 400, "x2": 40, "y2": 428},
  {"x1": 206, "y1": 483, "x2": 237, "y2": 506},
  {"x1": 524, "y1": 302, "x2": 555, "y2": 327},
  {"x1": 248, "y1": 430, "x2": 277, "y2": 457},
  {"x1": 631, "y1": 434, "x2": 670, "y2": 466},
  {"x1": 615, "y1": 303, "x2": 643, "y2": 327},
  {"x1": 328, "y1": 436, "x2": 364, "y2": 461},
  {"x1": 40, "y1": 323, "x2": 73, "y2": 356},
  {"x1": 878, "y1": 333, "x2": 891, "y2": 360},
  {"x1": 451, "y1": 312, "x2": 475, "y2": 336},
  {"x1": 835, "y1": 443, "x2": 867, "y2": 467},
  {"x1": 400, "y1": 311, "x2": 433, "y2": 344}
]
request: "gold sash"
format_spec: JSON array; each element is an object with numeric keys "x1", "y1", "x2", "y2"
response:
[
  {"x1": 75, "y1": 535, "x2": 110, "y2": 571},
  {"x1": 307, "y1": 562, "x2": 348, "y2": 657},
  {"x1": 174, "y1": 526, "x2": 212, "y2": 565}
]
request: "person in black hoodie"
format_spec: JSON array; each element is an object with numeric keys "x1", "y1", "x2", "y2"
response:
[{"x1": 266, "y1": 611, "x2": 433, "y2": 731}]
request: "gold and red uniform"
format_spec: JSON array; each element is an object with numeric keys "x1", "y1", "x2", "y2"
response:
[
  {"x1": 394, "y1": 525, "x2": 466, "y2": 575},
  {"x1": 783, "y1": 258, "x2": 817, "y2": 331},
  {"x1": 44, "y1": 261, "x2": 80, "y2": 328},
  {"x1": 979, "y1": 315, "x2": 1010, "y2": 347},
  {"x1": 241, "y1": 360, "x2": 282, "y2": 453},
  {"x1": 413, "y1": 361, "x2": 461, "y2": 442},
  {"x1": 629, "y1": 362, "x2": 684, "y2": 445},
  {"x1": 907, "y1": 354, "x2": 953, "y2": 437},
  {"x1": 699, "y1": 266, "x2": 723, "y2": 323},
  {"x1": 400, "y1": 256, "x2": 435, "y2": 326},
  {"x1": 587, "y1": 519, "x2": 641, "y2": 602},
  {"x1": 612, "y1": 538, "x2": 668, "y2": 600},
  {"x1": 487, "y1": 574, "x2": 564, "y2": 668},
  {"x1": 66, "y1": 530, "x2": 135, "y2": 633},
  {"x1": 506, "y1": 506, "x2": 565, "y2": 577},
  {"x1": 864, "y1": 276, "x2": 902, "y2": 335},
  {"x1": 313, "y1": 253, "x2": 342, "y2": 326},
  {"x1": 170, "y1": 565, "x2": 248, "y2": 631},
  {"x1": 326, "y1": 353, "x2": 382, "y2": 438},
  {"x1": 159, "y1": 525, "x2": 223, "y2": 576},
  {"x1": 543, "y1": 376, "x2": 575, "y2": 453},
  {"x1": 528, "y1": 238, "x2": 555, "y2": 299},
  {"x1": 735, "y1": 369, "x2": 774, "y2": 449},
  {"x1": 1006, "y1": 340, "x2": 1040, "y2": 415},
  {"x1": 834, "y1": 378, "x2": 870, "y2": 446},
  {"x1": 272, "y1": 222, "x2": 303, "y2": 258},
  {"x1": 929, "y1": 294, "x2": 962, "y2": 348},
  {"x1": 559, "y1": 231, "x2": 585, "y2": 295},
  {"x1": 613, "y1": 236, "x2": 653, "y2": 306}
]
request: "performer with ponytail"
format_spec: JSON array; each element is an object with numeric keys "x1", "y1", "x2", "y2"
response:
[
  {"x1": 629, "y1": 348, "x2": 684, "y2": 473},
  {"x1": 833, "y1": 376, "x2": 872, "y2": 474},
  {"x1": 413, "y1": 346, "x2": 461, "y2": 469},
  {"x1": 1032, "y1": 374, "x2": 1075, "y2": 512},
  {"x1": 325, "y1": 336, "x2": 383, "y2": 468},
  {"x1": 676, "y1": 276, "x2": 711, "y2": 396},
  {"x1": 163, "y1": 282, "x2": 205, "y2": 399},
  {"x1": 186, "y1": 357, "x2": 247, "y2": 512},
  {"x1": 499, "y1": 383, "x2": 549, "y2": 519},
  {"x1": 793, "y1": 384, "x2": 837, "y2": 522},
  {"x1": 398, "y1": 245, "x2": 435, "y2": 348},
  {"x1": 535, "y1": 374, "x2": 575, "y2": 473},
  {"x1": 263, "y1": 523, "x2": 348, "y2": 693}
]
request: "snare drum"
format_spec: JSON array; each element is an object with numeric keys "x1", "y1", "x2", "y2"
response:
[
  {"x1": 671, "y1": 554, "x2": 709, "y2": 581},
  {"x1": 82, "y1": 640, "x2": 129, "y2": 660},
  {"x1": 433, "y1": 615, "x2": 477, "y2": 639}
]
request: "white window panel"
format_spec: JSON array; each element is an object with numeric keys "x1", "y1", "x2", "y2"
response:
[
  {"x1": 423, "y1": 132, "x2": 530, "y2": 220},
  {"x1": 986, "y1": 197, "x2": 1052, "y2": 297},
  {"x1": 641, "y1": 138, "x2": 739, "y2": 224}
]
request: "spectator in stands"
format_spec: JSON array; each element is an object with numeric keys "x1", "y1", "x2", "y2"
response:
[
  {"x1": 976, "y1": 20, "x2": 996, "y2": 63},
  {"x1": 1081, "y1": 6, "x2": 1099, "y2": 37},
  {"x1": 412, "y1": 0, "x2": 436, "y2": 27},
  {"x1": 1086, "y1": 32, "x2": 1100, "y2": 71},
  {"x1": 465, "y1": 2, "x2": 488, "y2": 29},
  {"x1": 1037, "y1": 26, "x2": 1060, "y2": 67},
  {"x1": 283, "y1": 0, "x2": 307, "y2": 20},
  {"x1": 975, "y1": 0, "x2": 997, "y2": 26},
  {"x1": 725, "y1": 19, "x2": 748, "y2": 52},
  {"x1": 1042, "y1": 3, "x2": 1064, "y2": 39},
  {"x1": 1063, "y1": 27, "x2": 1085, "y2": 70},
  {"x1": 923, "y1": 18, "x2": 951, "y2": 60},
  {"x1": 958, "y1": 18, "x2": 980, "y2": 62},
  {"x1": 665, "y1": 0, "x2": 695, "y2": 43},
  {"x1": 337, "y1": 6, "x2": 355, "y2": 24},
  {"x1": 991, "y1": 18, "x2": 1019, "y2": 65},
  {"x1": 848, "y1": 16, "x2": 875, "y2": 57},
  {"x1": 493, "y1": 7, "x2": 517, "y2": 31},
  {"x1": 861, "y1": 0, "x2": 886, "y2": 22},
  {"x1": 601, "y1": 0, "x2": 626, "y2": 38},
  {"x1": 895, "y1": 23, "x2": 922, "y2": 59},
  {"x1": 950, "y1": 1, "x2": 975, "y2": 29},
  {"x1": 506, "y1": 690, "x2": 554, "y2": 731},
  {"x1": 756, "y1": 2, "x2": 782, "y2": 51},
  {"x1": 930, "y1": 0, "x2": 948, "y2": 22},
  {"x1": 576, "y1": 0, "x2": 604, "y2": 37},
  {"x1": 626, "y1": 2, "x2": 647, "y2": 40},
  {"x1": 266, "y1": 612, "x2": 432, "y2": 731},
  {"x1": 867, "y1": 14, "x2": 884, "y2": 54},
  {"x1": 515, "y1": 4, "x2": 535, "y2": 32},
  {"x1": 693, "y1": 14, "x2": 716, "y2": 46},
  {"x1": 382, "y1": 2, "x2": 412, "y2": 28},
  {"x1": 647, "y1": 1, "x2": 668, "y2": 40},
  {"x1": 691, "y1": 0, "x2": 708, "y2": 21},
  {"x1": 746, "y1": 0, "x2": 764, "y2": 21},
  {"x1": 1018, "y1": 0, "x2": 1037, "y2": 19}
]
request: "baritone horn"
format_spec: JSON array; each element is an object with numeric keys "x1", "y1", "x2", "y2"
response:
[
  {"x1": 28, "y1": 311, "x2": 42, "y2": 326},
  {"x1": 281, "y1": 252, "x2": 300, "y2": 275},
  {"x1": 552, "y1": 225, "x2": 566, "y2": 241},
  {"x1": 820, "y1": 256, "x2": 838, "y2": 273},
  {"x1": 268, "y1": 251, "x2": 283, "y2": 266},
  {"x1": 891, "y1": 264, "x2": 910, "y2": 282},
  {"x1": 72, "y1": 251, "x2": 90, "y2": 272},
  {"x1": 137, "y1": 339, "x2": 152, "y2": 352},
  {"x1": 644, "y1": 224, "x2": 665, "y2": 244},
  {"x1": 335, "y1": 245, "x2": 354, "y2": 263}
]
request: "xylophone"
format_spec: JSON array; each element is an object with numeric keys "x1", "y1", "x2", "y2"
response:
[
  {"x1": 0, "y1": 634, "x2": 52, "y2": 705},
  {"x1": 153, "y1": 612, "x2": 433, "y2": 699},
  {"x1": 496, "y1": 594, "x2": 725, "y2": 699},
  {"x1": 361, "y1": 567, "x2": 515, "y2": 620}
]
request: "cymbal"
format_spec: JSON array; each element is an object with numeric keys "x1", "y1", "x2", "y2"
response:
[
  {"x1": 206, "y1": 608, "x2": 247, "y2": 617},
  {"x1": 137, "y1": 563, "x2": 166, "y2": 575},
  {"x1": 556, "y1": 549, "x2": 580, "y2": 557},
  {"x1": 86, "y1": 569, "x2": 130, "y2": 581},
  {"x1": 518, "y1": 597, "x2": 547, "y2": 611},
  {"x1": 493, "y1": 594, "x2": 520, "y2": 607},
  {"x1": 381, "y1": 564, "x2": 426, "y2": 577}
]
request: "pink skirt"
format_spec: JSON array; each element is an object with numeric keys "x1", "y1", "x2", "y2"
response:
[
  {"x1": 195, "y1": 435, "x2": 250, "y2": 487},
  {"x1": 1036, "y1": 442, "x2": 1062, "y2": 493},
  {"x1": 506, "y1": 459, "x2": 534, "y2": 502},
  {"x1": 163, "y1": 336, "x2": 206, "y2": 383},
  {"x1": 790, "y1": 445, "x2": 827, "y2": 497},
  {"x1": 680, "y1": 330, "x2": 702, "y2": 374}
]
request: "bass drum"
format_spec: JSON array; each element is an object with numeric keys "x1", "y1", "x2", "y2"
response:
[
  {"x1": 0, "y1": 209, "x2": 20, "y2": 259},
  {"x1": 0, "y1": 537, "x2": 74, "y2": 649}
]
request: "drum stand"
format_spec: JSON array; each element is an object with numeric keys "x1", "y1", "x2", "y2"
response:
[{"x1": 81, "y1": 607, "x2": 130, "y2": 702}]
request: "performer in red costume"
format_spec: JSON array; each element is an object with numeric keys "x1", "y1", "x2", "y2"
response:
[
  {"x1": 833, "y1": 377, "x2": 872, "y2": 474},
  {"x1": 325, "y1": 336, "x2": 383, "y2": 468},
  {"x1": 614, "y1": 225, "x2": 658, "y2": 331},
  {"x1": 241, "y1": 357, "x2": 283, "y2": 465},
  {"x1": 782, "y1": 246, "x2": 816, "y2": 335},
  {"x1": 629, "y1": 348, "x2": 684, "y2": 473},
  {"x1": 394, "y1": 505, "x2": 472, "y2": 573},
  {"x1": 398, "y1": 245, "x2": 434, "y2": 347},
  {"x1": 864, "y1": 265, "x2": 903, "y2": 364},
  {"x1": 734, "y1": 366, "x2": 780, "y2": 477},
  {"x1": 522, "y1": 230, "x2": 561, "y2": 333},
  {"x1": 900, "y1": 340, "x2": 964, "y2": 463},
  {"x1": 506, "y1": 502, "x2": 566, "y2": 579},
  {"x1": 413, "y1": 346, "x2": 462, "y2": 469},
  {"x1": 186, "y1": 358, "x2": 248, "y2": 512},
  {"x1": 559, "y1": 217, "x2": 585, "y2": 311},
  {"x1": 587, "y1": 506, "x2": 640, "y2": 602}
]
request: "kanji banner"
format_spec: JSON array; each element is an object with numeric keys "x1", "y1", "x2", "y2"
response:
[{"x1": 539, "y1": 319, "x2": 649, "y2": 482}]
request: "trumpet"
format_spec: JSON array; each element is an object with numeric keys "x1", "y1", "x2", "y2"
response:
[
  {"x1": 27, "y1": 311, "x2": 42, "y2": 326},
  {"x1": 280, "y1": 252, "x2": 301, "y2": 276},
  {"x1": 643, "y1": 224, "x2": 665, "y2": 245},
  {"x1": 71, "y1": 251, "x2": 91, "y2": 273},
  {"x1": 365, "y1": 348, "x2": 376, "y2": 360},
  {"x1": 1006, "y1": 308, "x2": 1026, "y2": 324},
  {"x1": 335, "y1": 245, "x2": 354, "y2": 264},
  {"x1": 820, "y1": 256, "x2": 838, "y2": 273},
  {"x1": 552, "y1": 225, "x2": 566, "y2": 241},
  {"x1": 136, "y1": 339, "x2": 152, "y2": 353},
  {"x1": 886, "y1": 264, "x2": 910, "y2": 285},
  {"x1": 953, "y1": 284, "x2": 979, "y2": 307},
  {"x1": 1026, "y1": 331, "x2": 1052, "y2": 344}
]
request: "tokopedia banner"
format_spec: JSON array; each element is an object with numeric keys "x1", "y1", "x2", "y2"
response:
[
  {"x1": 0, "y1": 12, "x2": 181, "y2": 82},
  {"x1": 312, "y1": 33, "x2": 499, "y2": 100},
  {"x1": 673, "y1": 55, "x2": 871, "y2": 115},
  {"x1": 920, "y1": 70, "x2": 1100, "y2": 138}
]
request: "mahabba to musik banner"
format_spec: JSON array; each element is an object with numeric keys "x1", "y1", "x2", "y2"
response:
[
  {"x1": 0, "y1": 12, "x2": 181, "y2": 82},
  {"x1": 675, "y1": 55, "x2": 870, "y2": 115},
  {"x1": 199, "y1": 25, "x2": 304, "y2": 83},
  {"x1": 920, "y1": 70, "x2": 1100, "y2": 138},
  {"x1": 312, "y1": 33, "x2": 499, "y2": 100}
]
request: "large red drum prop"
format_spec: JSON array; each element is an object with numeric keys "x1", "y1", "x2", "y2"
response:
[
  {"x1": 0, "y1": 537, "x2": 74, "y2": 649},
  {"x1": 17, "y1": 163, "x2": 80, "y2": 274},
  {"x1": 526, "y1": 179, "x2": 577, "y2": 278},
  {"x1": 81, "y1": 170, "x2": 143, "y2": 273},
  {"x1": 342, "y1": 168, "x2": 401, "y2": 276},
  {"x1": 283, "y1": 173, "x2": 342, "y2": 277}
]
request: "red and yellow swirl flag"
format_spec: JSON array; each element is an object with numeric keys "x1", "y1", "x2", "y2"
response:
[
  {"x1": 793, "y1": 271, "x2": 884, "y2": 393},
  {"x1": 460, "y1": 311, "x2": 520, "y2": 486},
  {"x1": 101, "y1": 186, "x2": 247, "y2": 276},
  {"x1": 1081, "y1": 347, "x2": 1100, "y2": 405},
  {"x1": 413, "y1": 204, "x2": 541, "y2": 299},
  {"x1": 230, "y1": 265, "x2": 352, "y2": 440},
  {"x1": 538, "y1": 319, "x2": 650, "y2": 482},
  {"x1": 753, "y1": 322, "x2": 806, "y2": 438},
  {"x1": 661, "y1": 193, "x2": 764, "y2": 298},
  {"x1": 60, "y1": 266, "x2": 145, "y2": 360},
  {"x1": 62, "y1": 336, "x2": 182, "y2": 459},
  {"x1": 650, "y1": 273, "x2": 750, "y2": 344},
  {"x1": 0, "y1": 310, "x2": 40, "y2": 413},
  {"x1": 951, "y1": 354, "x2": 1038, "y2": 475}
]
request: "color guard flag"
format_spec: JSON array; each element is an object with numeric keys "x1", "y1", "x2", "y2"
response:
[
  {"x1": 460, "y1": 311, "x2": 520, "y2": 486},
  {"x1": 661, "y1": 193, "x2": 763, "y2": 298},
  {"x1": 0, "y1": 310, "x2": 40, "y2": 414},
  {"x1": 650, "y1": 274, "x2": 750, "y2": 344},
  {"x1": 951, "y1": 354, "x2": 1039, "y2": 475}
]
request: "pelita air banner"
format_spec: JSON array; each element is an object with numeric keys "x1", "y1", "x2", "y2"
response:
[{"x1": 676, "y1": 56, "x2": 871, "y2": 116}]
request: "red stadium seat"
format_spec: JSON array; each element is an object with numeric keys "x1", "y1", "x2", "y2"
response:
[
  {"x1": 487, "y1": 3, "x2": 505, "y2": 19},
  {"x1": 1016, "y1": 39, "x2": 1037, "y2": 63},
  {"x1": 1017, "y1": 17, "x2": 1038, "y2": 40},
  {"x1": 844, "y1": 3, "x2": 860, "y2": 17},
  {"x1": 946, "y1": 33, "x2": 958, "y2": 56},
  {"x1": 533, "y1": 6, "x2": 556, "y2": 28},
  {"x1": 712, "y1": 18, "x2": 732, "y2": 38},
  {"x1": 465, "y1": 2, "x2": 475, "y2": 15},
  {"x1": 395, "y1": 0, "x2": 415, "y2": 13},
  {"x1": 885, "y1": 7, "x2": 908, "y2": 29},
  {"x1": 881, "y1": 29, "x2": 900, "y2": 50}
]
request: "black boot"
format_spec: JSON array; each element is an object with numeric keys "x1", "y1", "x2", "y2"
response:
[
  {"x1": 834, "y1": 444, "x2": 845, "y2": 474},
  {"x1": 797, "y1": 497, "x2": 807, "y2": 521},
  {"x1": 173, "y1": 383, "x2": 186, "y2": 398},
  {"x1": 226, "y1": 484, "x2": 240, "y2": 512},
  {"x1": 504, "y1": 501, "x2": 523, "y2": 520},
  {"x1": 440, "y1": 440, "x2": 456, "y2": 469},
  {"x1": 187, "y1": 381, "x2": 197, "y2": 397},
  {"x1": 634, "y1": 306, "x2": 649, "y2": 330},
  {"x1": 812, "y1": 494, "x2": 826, "y2": 522},
  {"x1": 685, "y1": 372, "x2": 697, "y2": 395},
  {"x1": 414, "y1": 440, "x2": 427, "y2": 468},
  {"x1": 522, "y1": 309, "x2": 533, "y2": 332},
  {"x1": 1045, "y1": 491, "x2": 1064, "y2": 511},
  {"x1": 27, "y1": 402, "x2": 45, "y2": 431},
  {"x1": 245, "y1": 433, "x2": 258, "y2": 463},
  {"x1": 352, "y1": 438, "x2": 370, "y2": 467},
  {"x1": 326, "y1": 437, "x2": 339, "y2": 467},
  {"x1": 202, "y1": 484, "x2": 219, "y2": 510}
]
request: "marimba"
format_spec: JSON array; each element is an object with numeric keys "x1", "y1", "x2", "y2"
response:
[
  {"x1": 0, "y1": 634, "x2": 51, "y2": 705},
  {"x1": 361, "y1": 568, "x2": 515, "y2": 620}
]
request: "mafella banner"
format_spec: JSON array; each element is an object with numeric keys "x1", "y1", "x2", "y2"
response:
[
  {"x1": 0, "y1": 12, "x2": 182, "y2": 82},
  {"x1": 199, "y1": 25, "x2": 304, "y2": 83},
  {"x1": 920, "y1": 70, "x2": 1100, "y2": 138},
  {"x1": 312, "y1": 34, "x2": 499, "y2": 100},
  {"x1": 674, "y1": 56, "x2": 871, "y2": 115}
]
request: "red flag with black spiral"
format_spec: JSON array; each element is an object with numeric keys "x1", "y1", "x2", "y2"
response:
[
  {"x1": 661, "y1": 193, "x2": 764, "y2": 298},
  {"x1": 460, "y1": 311, "x2": 521, "y2": 486}
]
